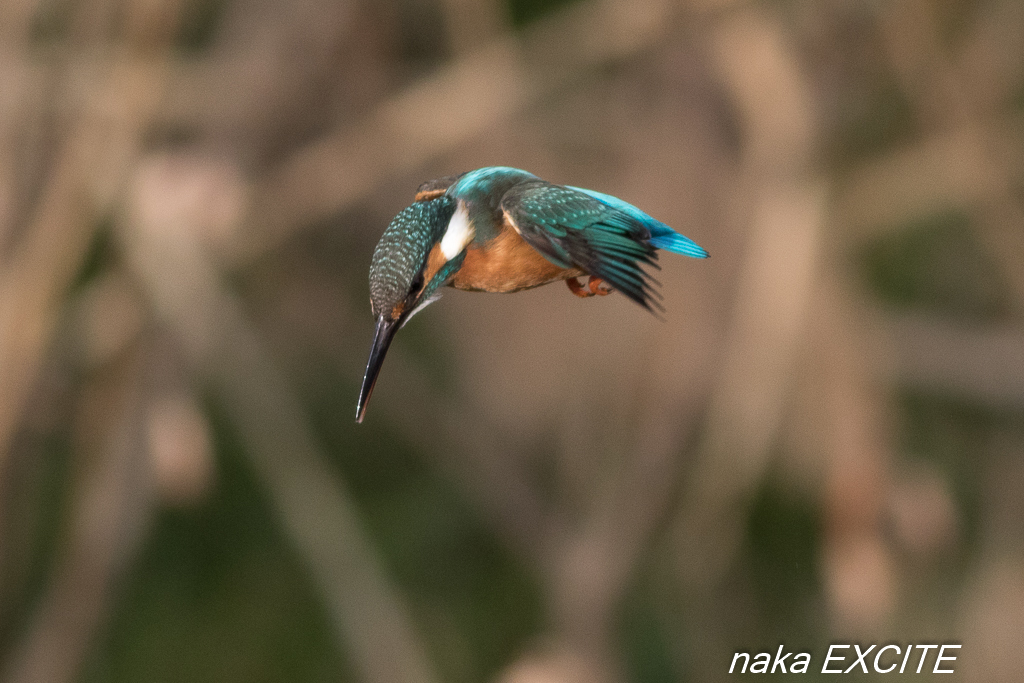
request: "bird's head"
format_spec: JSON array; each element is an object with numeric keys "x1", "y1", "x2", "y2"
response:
[{"x1": 357, "y1": 195, "x2": 467, "y2": 422}]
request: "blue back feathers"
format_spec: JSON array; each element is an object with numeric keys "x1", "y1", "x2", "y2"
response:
[
  {"x1": 448, "y1": 168, "x2": 708, "y2": 259},
  {"x1": 450, "y1": 167, "x2": 539, "y2": 198},
  {"x1": 449, "y1": 167, "x2": 540, "y2": 241}
]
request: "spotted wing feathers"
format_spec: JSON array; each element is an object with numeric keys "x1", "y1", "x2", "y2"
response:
[
  {"x1": 569, "y1": 187, "x2": 709, "y2": 259},
  {"x1": 501, "y1": 182, "x2": 664, "y2": 311}
]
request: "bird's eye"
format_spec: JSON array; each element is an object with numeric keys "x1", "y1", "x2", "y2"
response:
[{"x1": 410, "y1": 271, "x2": 425, "y2": 294}]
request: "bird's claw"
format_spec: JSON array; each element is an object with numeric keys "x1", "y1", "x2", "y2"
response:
[
  {"x1": 567, "y1": 276, "x2": 612, "y2": 298},
  {"x1": 588, "y1": 276, "x2": 612, "y2": 296},
  {"x1": 567, "y1": 277, "x2": 589, "y2": 297}
]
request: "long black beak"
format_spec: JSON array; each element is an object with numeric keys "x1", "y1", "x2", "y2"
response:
[{"x1": 356, "y1": 315, "x2": 399, "y2": 423}]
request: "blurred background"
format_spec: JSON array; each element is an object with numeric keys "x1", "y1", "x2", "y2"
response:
[{"x1": 0, "y1": 0, "x2": 1023, "y2": 681}]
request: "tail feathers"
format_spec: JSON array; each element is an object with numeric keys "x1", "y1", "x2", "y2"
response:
[
  {"x1": 649, "y1": 228, "x2": 709, "y2": 258},
  {"x1": 569, "y1": 186, "x2": 709, "y2": 258}
]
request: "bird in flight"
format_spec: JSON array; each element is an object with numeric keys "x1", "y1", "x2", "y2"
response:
[{"x1": 356, "y1": 166, "x2": 708, "y2": 423}]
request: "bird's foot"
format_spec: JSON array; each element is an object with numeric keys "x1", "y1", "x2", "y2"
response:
[
  {"x1": 588, "y1": 276, "x2": 612, "y2": 296},
  {"x1": 566, "y1": 277, "x2": 590, "y2": 297},
  {"x1": 567, "y1": 276, "x2": 612, "y2": 298}
]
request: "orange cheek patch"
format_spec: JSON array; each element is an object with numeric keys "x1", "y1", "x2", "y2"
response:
[
  {"x1": 420, "y1": 244, "x2": 448, "y2": 288},
  {"x1": 391, "y1": 301, "x2": 406, "y2": 319}
]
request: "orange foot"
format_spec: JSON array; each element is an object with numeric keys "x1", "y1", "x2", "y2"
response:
[
  {"x1": 588, "y1": 276, "x2": 612, "y2": 296},
  {"x1": 567, "y1": 276, "x2": 613, "y2": 298}
]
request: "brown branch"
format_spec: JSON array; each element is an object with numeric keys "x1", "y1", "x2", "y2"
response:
[
  {"x1": 672, "y1": 6, "x2": 826, "y2": 585},
  {"x1": 0, "y1": 29, "x2": 178, "y2": 500},
  {"x1": 810, "y1": 280, "x2": 897, "y2": 630},
  {"x1": 877, "y1": 0, "x2": 1024, "y2": 312},
  {"x1": 832, "y1": 122, "x2": 1011, "y2": 240}
]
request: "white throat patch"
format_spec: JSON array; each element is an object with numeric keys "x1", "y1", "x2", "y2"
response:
[{"x1": 440, "y1": 201, "x2": 474, "y2": 260}]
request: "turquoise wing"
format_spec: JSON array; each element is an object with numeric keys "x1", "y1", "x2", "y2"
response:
[
  {"x1": 500, "y1": 181, "x2": 664, "y2": 311},
  {"x1": 568, "y1": 186, "x2": 709, "y2": 258}
]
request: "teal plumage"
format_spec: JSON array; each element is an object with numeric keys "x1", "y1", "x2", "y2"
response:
[
  {"x1": 498, "y1": 181, "x2": 659, "y2": 309},
  {"x1": 357, "y1": 166, "x2": 709, "y2": 422},
  {"x1": 368, "y1": 197, "x2": 456, "y2": 319},
  {"x1": 568, "y1": 186, "x2": 709, "y2": 259},
  {"x1": 447, "y1": 166, "x2": 538, "y2": 241},
  {"x1": 447, "y1": 168, "x2": 707, "y2": 310}
]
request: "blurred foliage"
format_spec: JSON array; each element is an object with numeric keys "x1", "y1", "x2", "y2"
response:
[
  {"x1": 745, "y1": 473, "x2": 822, "y2": 631},
  {"x1": 2, "y1": 0, "x2": 1024, "y2": 681},
  {"x1": 79, "y1": 424, "x2": 349, "y2": 683},
  {"x1": 74, "y1": 391, "x2": 541, "y2": 683},
  {"x1": 176, "y1": 0, "x2": 227, "y2": 53},
  {"x1": 507, "y1": 0, "x2": 581, "y2": 28},
  {"x1": 863, "y1": 211, "x2": 1011, "y2": 321},
  {"x1": 899, "y1": 390, "x2": 997, "y2": 556},
  {"x1": 0, "y1": 433, "x2": 73, "y2": 664},
  {"x1": 825, "y1": 78, "x2": 919, "y2": 170},
  {"x1": 619, "y1": 577, "x2": 683, "y2": 683}
]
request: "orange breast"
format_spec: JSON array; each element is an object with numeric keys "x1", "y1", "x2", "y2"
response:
[{"x1": 450, "y1": 225, "x2": 581, "y2": 293}]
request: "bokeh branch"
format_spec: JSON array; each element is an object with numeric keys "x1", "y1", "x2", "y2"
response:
[
  {"x1": 2, "y1": 349, "x2": 153, "y2": 683},
  {"x1": 120, "y1": 153, "x2": 438, "y2": 683},
  {"x1": 0, "y1": 1, "x2": 177, "y2": 490},
  {"x1": 231, "y1": 0, "x2": 678, "y2": 263},
  {"x1": 1, "y1": 0, "x2": 1022, "y2": 679},
  {"x1": 674, "y1": 5, "x2": 825, "y2": 584}
]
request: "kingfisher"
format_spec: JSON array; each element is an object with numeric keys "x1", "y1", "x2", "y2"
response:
[{"x1": 356, "y1": 166, "x2": 708, "y2": 423}]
